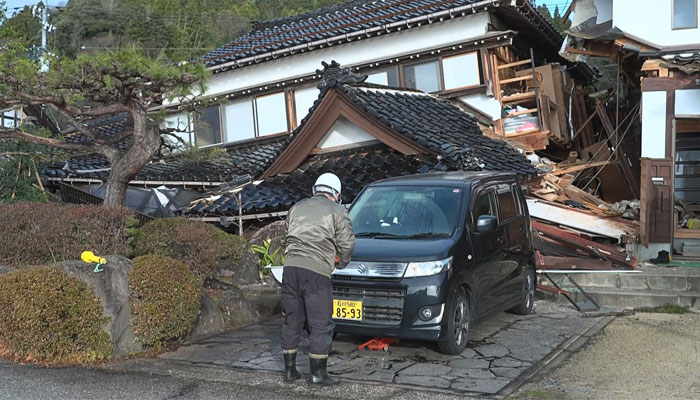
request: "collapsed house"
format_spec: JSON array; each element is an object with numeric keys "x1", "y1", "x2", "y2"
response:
[{"x1": 42, "y1": 0, "x2": 655, "y2": 270}]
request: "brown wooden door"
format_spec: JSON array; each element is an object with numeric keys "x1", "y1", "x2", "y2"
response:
[{"x1": 640, "y1": 158, "x2": 674, "y2": 246}]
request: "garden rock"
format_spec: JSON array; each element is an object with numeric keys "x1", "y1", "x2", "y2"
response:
[
  {"x1": 56, "y1": 255, "x2": 143, "y2": 357},
  {"x1": 215, "y1": 286, "x2": 260, "y2": 329},
  {"x1": 249, "y1": 221, "x2": 286, "y2": 248},
  {"x1": 234, "y1": 252, "x2": 260, "y2": 285},
  {"x1": 186, "y1": 289, "x2": 225, "y2": 341}
]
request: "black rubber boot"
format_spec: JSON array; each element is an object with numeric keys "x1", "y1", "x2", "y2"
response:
[
  {"x1": 283, "y1": 352, "x2": 301, "y2": 383},
  {"x1": 308, "y1": 357, "x2": 339, "y2": 385}
]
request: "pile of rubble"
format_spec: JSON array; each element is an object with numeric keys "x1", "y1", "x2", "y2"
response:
[{"x1": 525, "y1": 172, "x2": 639, "y2": 271}]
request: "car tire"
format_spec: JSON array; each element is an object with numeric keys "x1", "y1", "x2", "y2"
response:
[
  {"x1": 437, "y1": 287, "x2": 470, "y2": 355},
  {"x1": 509, "y1": 267, "x2": 536, "y2": 315}
]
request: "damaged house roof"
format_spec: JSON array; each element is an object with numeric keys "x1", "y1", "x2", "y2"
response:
[
  {"x1": 46, "y1": 116, "x2": 289, "y2": 185},
  {"x1": 201, "y1": 0, "x2": 565, "y2": 70},
  {"x1": 186, "y1": 61, "x2": 535, "y2": 217}
]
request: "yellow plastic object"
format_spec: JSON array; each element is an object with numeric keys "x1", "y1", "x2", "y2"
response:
[
  {"x1": 688, "y1": 219, "x2": 700, "y2": 229},
  {"x1": 81, "y1": 251, "x2": 106, "y2": 265}
]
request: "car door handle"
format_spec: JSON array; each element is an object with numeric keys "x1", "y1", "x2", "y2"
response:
[{"x1": 519, "y1": 225, "x2": 526, "y2": 233}]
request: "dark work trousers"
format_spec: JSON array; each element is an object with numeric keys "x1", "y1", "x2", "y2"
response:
[{"x1": 281, "y1": 266, "x2": 334, "y2": 356}]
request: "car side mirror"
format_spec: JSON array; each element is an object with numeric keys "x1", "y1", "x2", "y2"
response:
[{"x1": 475, "y1": 215, "x2": 498, "y2": 233}]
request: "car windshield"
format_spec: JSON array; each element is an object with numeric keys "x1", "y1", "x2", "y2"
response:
[{"x1": 349, "y1": 185, "x2": 463, "y2": 238}]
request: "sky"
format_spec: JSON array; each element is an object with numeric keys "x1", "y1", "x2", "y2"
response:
[{"x1": 3, "y1": 0, "x2": 574, "y2": 17}]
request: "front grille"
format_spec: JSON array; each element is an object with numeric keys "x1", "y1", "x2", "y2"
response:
[
  {"x1": 333, "y1": 261, "x2": 407, "y2": 279},
  {"x1": 333, "y1": 285, "x2": 405, "y2": 326}
]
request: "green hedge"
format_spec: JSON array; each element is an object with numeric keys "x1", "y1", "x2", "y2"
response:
[
  {"x1": 129, "y1": 255, "x2": 202, "y2": 349},
  {"x1": 0, "y1": 267, "x2": 112, "y2": 363},
  {"x1": 0, "y1": 202, "x2": 133, "y2": 266},
  {"x1": 129, "y1": 218, "x2": 247, "y2": 278}
]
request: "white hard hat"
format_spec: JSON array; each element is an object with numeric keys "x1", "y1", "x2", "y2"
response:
[{"x1": 313, "y1": 173, "x2": 342, "y2": 197}]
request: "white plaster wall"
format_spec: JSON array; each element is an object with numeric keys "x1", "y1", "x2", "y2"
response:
[
  {"x1": 641, "y1": 91, "x2": 667, "y2": 158},
  {"x1": 458, "y1": 93, "x2": 502, "y2": 121},
  {"x1": 203, "y1": 13, "x2": 490, "y2": 98},
  {"x1": 318, "y1": 117, "x2": 376, "y2": 149},
  {"x1": 675, "y1": 88, "x2": 700, "y2": 116},
  {"x1": 613, "y1": 0, "x2": 700, "y2": 48}
]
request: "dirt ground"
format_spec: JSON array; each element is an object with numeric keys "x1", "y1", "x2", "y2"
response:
[{"x1": 513, "y1": 309, "x2": 700, "y2": 400}]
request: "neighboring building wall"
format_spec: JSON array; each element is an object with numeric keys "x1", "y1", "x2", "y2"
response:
[{"x1": 613, "y1": 0, "x2": 700, "y2": 48}]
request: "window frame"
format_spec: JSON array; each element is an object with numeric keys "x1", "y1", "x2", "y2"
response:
[
  {"x1": 254, "y1": 90, "x2": 290, "y2": 137},
  {"x1": 399, "y1": 50, "x2": 485, "y2": 95},
  {"x1": 440, "y1": 51, "x2": 484, "y2": 93},
  {"x1": 194, "y1": 104, "x2": 223, "y2": 148},
  {"x1": 365, "y1": 66, "x2": 400, "y2": 87},
  {"x1": 672, "y1": 0, "x2": 698, "y2": 30},
  {"x1": 400, "y1": 58, "x2": 444, "y2": 93},
  {"x1": 219, "y1": 89, "x2": 294, "y2": 146}
]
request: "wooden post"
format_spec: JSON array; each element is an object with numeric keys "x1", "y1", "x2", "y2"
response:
[{"x1": 237, "y1": 192, "x2": 244, "y2": 236}]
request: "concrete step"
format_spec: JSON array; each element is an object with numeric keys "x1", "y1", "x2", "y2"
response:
[
  {"x1": 538, "y1": 286, "x2": 700, "y2": 309},
  {"x1": 540, "y1": 268, "x2": 700, "y2": 292}
]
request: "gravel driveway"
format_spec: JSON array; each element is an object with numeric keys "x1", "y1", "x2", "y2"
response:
[{"x1": 515, "y1": 310, "x2": 700, "y2": 400}]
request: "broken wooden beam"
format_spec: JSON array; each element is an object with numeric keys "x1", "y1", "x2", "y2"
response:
[
  {"x1": 532, "y1": 220, "x2": 639, "y2": 269},
  {"x1": 537, "y1": 284, "x2": 572, "y2": 296},
  {"x1": 537, "y1": 255, "x2": 613, "y2": 270}
]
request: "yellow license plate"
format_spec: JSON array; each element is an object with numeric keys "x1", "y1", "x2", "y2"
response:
[{"x1": 333, "y1": 299, "x2": 363, "y2": 321}]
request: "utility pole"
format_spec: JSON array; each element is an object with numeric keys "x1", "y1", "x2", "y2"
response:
[
  {"x1": 33, "y1": 2, "x2": 52, "y2": 72},
  {"x1": 40, "y1": 4, "x2": 49, "y2": 72}
]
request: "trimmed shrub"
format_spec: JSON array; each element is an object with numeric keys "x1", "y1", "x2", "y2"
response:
[
  {"x1": 0, "y1": 267, "x2": 112, "y2": 363},
  {"x1": 0, "y1": 202, "x2": 134, "y2": 266},
  {"x1": 128, "y1": 218, "x2": 247, "y2": 278},
  {"x1": 129, "y1": 255, "x2": 202, "y2": 349}
]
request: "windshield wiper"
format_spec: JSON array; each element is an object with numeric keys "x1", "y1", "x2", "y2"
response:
[
  {"x1": 401, "y1": 232, "x2": 450, "y2": 239},
  {"x1": 355, "y1": 232, "x2": 401, "y2": 238}
]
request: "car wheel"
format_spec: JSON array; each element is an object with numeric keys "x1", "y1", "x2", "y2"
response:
[
  {"x1": 437, "y1": 288, "x2": 470, "y2": 355},
  {"x1": 510, "y1": 267, "x2": 536, "y2": 315}
]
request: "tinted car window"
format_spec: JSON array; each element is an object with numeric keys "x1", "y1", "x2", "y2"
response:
[
  {"x1": 349, "y1": 186, "x2": 463, "y2": 237},
  {"x1": 472, "y1": 190, "x2": 497, "y2": 224},
  {"x1": 497, "y1": 185, "x2": 517, "y2": 220}
]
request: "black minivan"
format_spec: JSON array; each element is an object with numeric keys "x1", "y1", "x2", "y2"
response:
[{"x1": 331, "y1": 171, "x2": 535, "y2": 355}]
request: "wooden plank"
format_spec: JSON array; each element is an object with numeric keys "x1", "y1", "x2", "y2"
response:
[
  {"x1": 551, "y1": 160, "x2": 615, "y2": 176},
  {"x1": 675, "y1": 229, "x2": 700, "y2": 239},
  {"x1": 538, "y1": 256, "x2": 613, "y2": 270},
  {"x1": 528, "y1": 198, "x2": 634, "y2": 239},
  {"x1": 504, "y1": 108, "x2": 538, "y2": 117},
  {"x1": 565, "y1": 47, "x2": 612, "y2": 57},
  {"x1": 505, "y1": 130, "x2": 549, "y2": 150},
  {"x1": 571, "y1": 109, "x2": 597, "y2": 141},
  {"x1": 500, "y1": 75, "x2": 533, "y2": 84},
  {"x1": 497, "y1": 59, "x2": 532, "y2": 70},
  {"x1": 502, "y1": 91, "x2": 536, "y2": 103},
  {"x1": 537, "y1": 284, "x2": 572, "y2": 295},
  {"x1": 532, "y1": 220, "x2": 639, "y2": 269}
]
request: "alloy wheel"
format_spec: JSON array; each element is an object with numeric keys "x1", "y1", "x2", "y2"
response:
[
  {"x1": 453, "y1": 299, "x2": 469, "y2": 346},
  {"x1": 524, "y1": 272, "x2": 534, "y2": 309}
]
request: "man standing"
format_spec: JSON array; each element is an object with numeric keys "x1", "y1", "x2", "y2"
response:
[{"x1": 281, "y1": 173, "x2": 355, "y2": 385}]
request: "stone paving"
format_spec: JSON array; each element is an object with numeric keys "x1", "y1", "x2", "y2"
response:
[{"x1": 160, "y1": 301, "x2": 606, "y2": 396}]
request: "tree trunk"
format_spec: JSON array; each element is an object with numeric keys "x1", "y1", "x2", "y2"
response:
[
  {"x1": 102, "y1": 105, "x2": 160, "y2": 207},
  {"x1": 103, "y1": 176, "x2": 128, "y2": 207}
]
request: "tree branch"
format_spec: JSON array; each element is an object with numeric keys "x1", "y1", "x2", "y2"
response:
[{"x1": 0, "y1": 129, "x2": 103, "y2": 154}]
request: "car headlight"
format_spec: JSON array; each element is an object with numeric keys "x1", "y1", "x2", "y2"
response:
[{"x1": 404, "y1": 257, "x2": 452, "y2": 278}]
